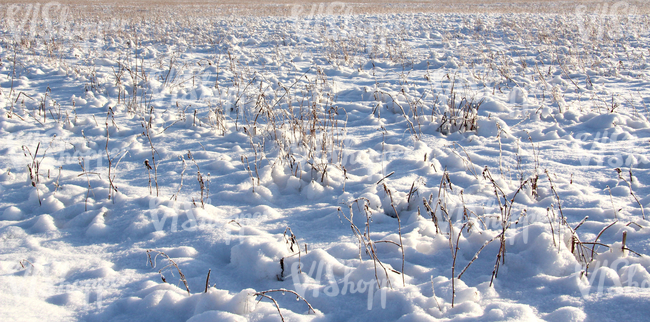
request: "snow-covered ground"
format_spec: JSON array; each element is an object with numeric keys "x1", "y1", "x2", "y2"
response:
[{"x1": 1, "y1": 2, "x2": 650, "y2": 321}]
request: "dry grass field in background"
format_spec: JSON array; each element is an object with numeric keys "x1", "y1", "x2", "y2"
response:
[{"x1": 0, "y1": 0, "x2": 648, "y2": 15}]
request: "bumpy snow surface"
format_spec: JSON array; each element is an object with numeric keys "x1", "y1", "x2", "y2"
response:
[{"x1": 1, "y1": 3, "x2": 650, "y2": 321}]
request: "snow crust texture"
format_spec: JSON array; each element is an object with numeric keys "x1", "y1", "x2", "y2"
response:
[{"x1": 1, "y1": 2, "x2": 650, "y2": 321}]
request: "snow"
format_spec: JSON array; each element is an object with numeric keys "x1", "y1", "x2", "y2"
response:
[{"x1": 1, "y1": 1, "x2": 650, "y2": 321}]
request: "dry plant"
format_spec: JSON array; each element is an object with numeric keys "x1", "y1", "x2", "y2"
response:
[
  {"x1": 337, "y1": 198, "x2": 401, "y2": 289},
  {"x1": 78, "y1": 157, "x2": 101, "y2": 211},
  {"x1": 171, "y1": 154, "x2": 187, "y2": 201},
  {"x1": 240, "y1": 155, "x2": 257, "y2": 192},
  {"x1": 21, "y1": 135, "x2": 57, "y2": 206},
  {"x1": 436, "y1": 77, "x2": 484, "y2": 135},
  {"x1": 19, "y1": 259, "x2": 34, "y2": 269},
  {"x1": 373, "y1": 89, "x2": 418, "y2": 139},
  {"x1": 105, "y1": 107, "x2": 126, "y2": 202},
  {"x1": 425, "y1": 169, "x2": 480, "y2": 307},
  {"x1": 379, "y1": 183, "x2": 406, "y2": 287},
  {"x1": 544, "y1": 170, "x2": 593, "y2": 274},
  {"x1": 277, "y1": 227, "x2": 303, "y2": 281},
  {"x1": 253, "y1": 288, "x2": 316, "y2": 322},
  {"x1": 141, "y1": 107, "x2": 160, "y2": 196},
  {"x1": 146, "y1": 249, "x2": 191, "y2": 296},
  {"x1": 615, "y1": 167, "x2": 645, "y2": 220},
  {"x1": 186, "y1": 150, "x2": 209, "y2": 208},
  {"x1": 204, "y1": 269, "x2": 211, "y2": 293},
  {"x1": 21, "y1": 142, "x2": 45, "y2": 205},
  {"x1": 457, "y1": 167, "x2": 530, "y2": 288}
]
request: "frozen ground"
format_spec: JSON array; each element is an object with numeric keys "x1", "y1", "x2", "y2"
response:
[{"x1": 1, "y1": 2, "x2": 650, "y2": 321}]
